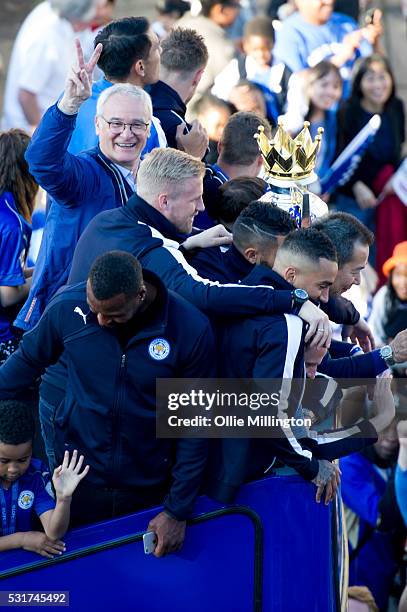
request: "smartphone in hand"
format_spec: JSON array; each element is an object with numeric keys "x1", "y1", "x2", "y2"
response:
[{"x1": 143, "y1": 531, "x2": 157, "y2": 555}]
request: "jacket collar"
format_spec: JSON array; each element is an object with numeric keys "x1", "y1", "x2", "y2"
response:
[
  {"x1": 86, "y1": 145, "x2": 134, "y2": 204},
  {"x1": 79, "y1": 269, "x2": 170, "y2": 340},
  {"x1": 149, "y1": 80, "x2": 186, "y2": 115},
  {"x1": 2, "y1": 191, "x2": 18, "y2": 213},
  {"x1": 126, "y1": 193, "x2": 189, "y2": 243},
  {"x1": 132, "y1": 268, "x2": 171, "y2": 339},
  {"x1": 210, "y1": 163, "x2": 229, "y2": 183},
  {"x1": 242, "y1": 264, "x2": 293, "y2": 289},
  {"x1": 223, "y1": 244, "x2": 254, "y2": 282},
  {"x1": 93, "y1": 77, "x2": 113, "y2": 95}
]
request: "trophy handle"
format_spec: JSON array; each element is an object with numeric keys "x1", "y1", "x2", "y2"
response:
[{"x1": 301, "y1": 193, "x2": 311, "y2": 228}]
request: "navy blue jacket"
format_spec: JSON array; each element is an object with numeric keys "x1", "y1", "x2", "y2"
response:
[
  {"x1": 319, "y1": 341, "x2": 388, "y2": 379},
  {"x1": 191, "y1": 243, "x2": 253, "y2": 284},
  {"x1": 149, "y1": 80, "x2": 190, "y2": 149},
  {"x1": 190, "y1": 240, "x2": 361, "y2": 327},
  {"x1": 318, "y1": 340, "x2": 388, "y2": 380},
  {"x1": 299, "y1": 373, "x2": 378, "y2": 461},
  {"x1": 15, "y1": 104, "x2": 133, "y2": 332},
  {"x1": 198, "y1": 163, "x2": 230, "y2": 229},
  {"x1": 0, "y1": 272, "x2": 215, "y2": 520},
  {"x1": 208, "y1": 264, "x2": 320, "y2": 504},
  {"x1": 68, "y1": 193, "x2": 294, "y2": 317}
]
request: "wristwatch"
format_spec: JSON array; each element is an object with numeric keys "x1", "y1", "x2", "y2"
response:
[
  {"x1": 379, "y1": 345, "x2": 396, "y2": 367},
  {"x1": 291, "y1": 288, "x2": 309, "y2": 315}
]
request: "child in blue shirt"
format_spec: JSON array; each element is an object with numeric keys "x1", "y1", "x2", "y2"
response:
[
  {"x1": 0, "y1": 400, "x2": 88, "y2": 558},
  {"x1": 212, "y1": 16, "x2": 290, "y2": 123}
]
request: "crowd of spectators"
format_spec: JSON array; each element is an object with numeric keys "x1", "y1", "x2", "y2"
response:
[{"x1": 0, "y1": 0, "x2": 406, "y2": 609}]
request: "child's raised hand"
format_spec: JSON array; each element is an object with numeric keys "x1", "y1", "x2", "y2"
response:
[{"x1": 52, "y1": 450, "x2": 89, "y2": 500}]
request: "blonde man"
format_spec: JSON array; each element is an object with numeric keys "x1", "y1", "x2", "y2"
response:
[{"x1": 69, "y1": 146, "x2": 330, "y2": 335}]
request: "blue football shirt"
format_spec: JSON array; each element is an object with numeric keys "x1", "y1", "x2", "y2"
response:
[
  {"x1": 0, "y1": 192, "x2": 31, "y2": 342},
  {"x1": 0, "y1": 458, "x2": 55, "y2": 535}
]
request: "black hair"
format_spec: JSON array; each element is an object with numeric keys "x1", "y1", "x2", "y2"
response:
[
  {"x1": 95, "y1": 17, "x2": 152, "y2": 81},
  {"x1": 195, "y1": 94, "x2": 233, "y2": 117},
  {"x1": 0, "y1": 129, "x2": 38, "y2": 223},
  {"x1": 386, "y1": 271, "x2": 399, "y2": 314},
  {"x1": 243, "y1": 15, "x2": 275, "y2": 43},
  {"x1": 0, "y1": 400, "x2": 34, "y2": 446},
  {"x1": 350, "y1": 53, "x2": 396, "y2": 106},
  {"x1": 228, "y1": 80, "x2": 267, "y2": 119},
  {"x1": 201, "y1": 0, "x2": 239, "y2": 17},
  {"x1": 278, "y1": 228, "x2": 338, "y2": 264},
  {"x1": 208, "y1": 176, "x2": 267, "y2": 224},
  {"x1": 233, "y1": 200, "x2": 297, "y2": 252},
  {"x1": 156, "y1": 0, "x2": 190, "y2": 17},
  {"x1": 89, "y1": 251, "x2": 143, "y2": 300},
  {"x1": 220, "y1": 111, "x2": 270, "y2": 166},
  {"x1": 161, "y1": 28, "x2": 208, "y2": 74},
  {"x1": 313, "y1": 212, "x2": 374, "y2": 267}
]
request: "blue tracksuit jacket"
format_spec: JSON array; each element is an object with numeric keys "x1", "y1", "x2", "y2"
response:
[
  {"x1": 210, "y1": 264, "x2": 320, "y2": 501},
  {"x1": 68, "y1": 193, "x2": 295, "y2": 317},
  {"x1": 16, "y1": 103, "x2": 134, "y2": 331},
  {"x1": 191, "y1": 243, "x2": 253, "y2": 284},
  {"x1": 149, "y1": 79, "x2": 190, "y2": 150},
  {"x1": 192, "y1": 241, "x2": 388, "y2": 378},
  {"x1": 0, "y1": 271, "x2": 215, "y2": 520}
]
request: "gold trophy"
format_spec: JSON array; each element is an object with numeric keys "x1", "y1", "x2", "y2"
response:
[{"x1": 255, "y1": 118, "x2": 328, "y2": 227}]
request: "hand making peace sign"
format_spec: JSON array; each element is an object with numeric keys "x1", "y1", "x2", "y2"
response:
[{"x1": 58, "y1": 40, "x2": 103, "y2": 115}]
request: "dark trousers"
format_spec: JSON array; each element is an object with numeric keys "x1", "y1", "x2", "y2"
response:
[
  {"x1": 38, "y1": 395, "x2": 168, "y2": 527},
  {"x1": 69, "y1": 479, "x2": 167, "y2": 527}
]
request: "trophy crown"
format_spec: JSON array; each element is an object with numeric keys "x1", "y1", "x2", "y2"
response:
[{"x1": 254, "y1": 118, "x2": 324, "y2": 182}]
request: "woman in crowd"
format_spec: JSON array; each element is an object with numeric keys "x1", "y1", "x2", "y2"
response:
[
  {"x1": 335, "y1": 54, "x2": 406, "y2": 273},
  {"x1": 369, "y1": 241, "x2": 407, "y2": 409},
  {"x1": 369, "y1": 241, "x2": 407, "y2": 347},
  {"x1": 284, "y1": 61, "x2": 343, "y2": 182},
  {"x1": 0, "y1": 129, "x2": 37, "y2": 364}
]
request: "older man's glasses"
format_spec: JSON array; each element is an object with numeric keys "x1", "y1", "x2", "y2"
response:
[{"x1": 100, "y1": 116, "x2": 150, "y2": 134}]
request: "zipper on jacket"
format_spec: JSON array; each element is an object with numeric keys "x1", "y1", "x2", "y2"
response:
[{"x1": 111, "y1": 353, "x2": 126, "y2": 484}]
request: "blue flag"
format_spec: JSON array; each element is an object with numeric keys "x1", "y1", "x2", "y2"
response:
[{"x1": 320, "y1": 114, "x2": 381, "y2": 194}]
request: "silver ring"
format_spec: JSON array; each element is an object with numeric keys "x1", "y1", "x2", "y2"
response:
[{"x1": 317, "y1": 328, "x2": 325, "y2": 331}]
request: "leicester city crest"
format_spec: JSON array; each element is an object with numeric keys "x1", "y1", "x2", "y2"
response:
[
  {"x1": 148, "y1": 338, "x2": 171, "y2": 361},
  {"x1": 18, "y1": 490, "x2": 34, "y2": 510}
]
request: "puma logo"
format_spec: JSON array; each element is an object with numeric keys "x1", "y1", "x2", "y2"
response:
[{"x1": 74, "y1": 307, "x2": 89, "y2": 325}]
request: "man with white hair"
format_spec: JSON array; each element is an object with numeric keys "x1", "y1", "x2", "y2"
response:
[
  {"x1": 15, "y1": 42, "x2": 153, "y2": 331},
  {"x1": 68, "y1": 16, "x2": 168, "y2": 156},
  {"x1": 2, "y1": 0, "x2": 100, "y2": 131}
]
